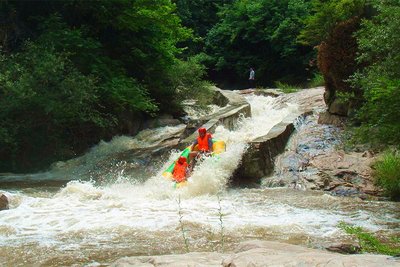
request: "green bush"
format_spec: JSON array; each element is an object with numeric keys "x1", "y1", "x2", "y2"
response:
[
  {"x1": 308, "y1": 72, "x2": 325, "y2": 88},
  {"x1": 373, "y1": 150, "x2": 400, "y2": 200},
  {"x1": 0, "y1": 41, "x2": 107, "y2": 171},
  {"x1": 167, "y1": 58, "x2": 214, "y2": 108},
  {"x1": 102, "y1": 76, "x2": 158, "y2": 114},
  {"x1": 351, "y1": 2, "x2": 400, "y2": 147}
]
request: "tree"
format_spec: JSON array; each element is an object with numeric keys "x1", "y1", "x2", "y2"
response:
[
  {"x1": 204, "y1": 0, "x2": 313, "y2": 87},
  {"x1": 352, "y1": 1, "x2": 400, "y2": 146}
]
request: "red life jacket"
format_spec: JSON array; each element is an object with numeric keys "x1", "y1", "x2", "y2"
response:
[
  {"x1": 172, "y1": 162, "x2": 188, "y2": 182},
  {"x1": 197, "y1": 133, "x2": 212, "y2": 151}
]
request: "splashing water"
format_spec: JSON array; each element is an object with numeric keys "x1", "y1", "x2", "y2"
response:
[{"x1": 1, "y1": 93, "x2": 399, "y2": 266}]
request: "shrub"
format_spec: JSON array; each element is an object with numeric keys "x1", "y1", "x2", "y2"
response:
[
  {"x1": 308, "y1": 72, "x2": 325, "y2": 88},
  {"x1": 373, "y1": 150, "x2": 400, "y2": 200},
  {"x1": 167, "y1": 58, "x2": 214, "y2": 109},
  {"x1": 351, "y1": 1, "x2": 400, "y2": 146},
  {"x1": 0, "y1": 42, "x2": 107, "y2": 171}
]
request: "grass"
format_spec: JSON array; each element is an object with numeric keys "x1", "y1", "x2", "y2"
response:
[
  {"x1": 338, "y1": 222, "x2": 400, "y2": 256},
  {"x1": 308, "y1": 72, "x2": 325, "y2": 88},
  {"x1": 373, "y1": 149, "x2": 400, "y2": 200},
  {"x1": 274, "y1": 81, "x2": 302, "y2": 93}
]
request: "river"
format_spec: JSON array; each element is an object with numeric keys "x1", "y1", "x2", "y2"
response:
[{"x1": 1, "y1": 93, "x2": 399, "y2": 266}]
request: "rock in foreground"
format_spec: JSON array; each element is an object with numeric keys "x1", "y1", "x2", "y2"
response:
[{"x1": 112, "y1": 240, "x2": 400, "y2": 267}]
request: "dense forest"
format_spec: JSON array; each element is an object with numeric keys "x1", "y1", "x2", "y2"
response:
[{"x1": 0, "y1": 0, "x2": 399, "y2": 185}]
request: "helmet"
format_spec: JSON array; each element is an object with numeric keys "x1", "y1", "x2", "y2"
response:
[
  {"x1": 198, "y1": 127, "x2": 207, "y2": 134},
  {"x1": 177, "y1": 156, "x2": 187, "y2": 164}
]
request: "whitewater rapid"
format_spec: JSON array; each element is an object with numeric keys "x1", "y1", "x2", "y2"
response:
[{"x1": 1, "y1": 93, "x2": 399, "y2": 266}]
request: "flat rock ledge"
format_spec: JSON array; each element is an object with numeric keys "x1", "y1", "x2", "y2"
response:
[{"x1": 111, "y1": 240, "x2": 400, "y2": 267}]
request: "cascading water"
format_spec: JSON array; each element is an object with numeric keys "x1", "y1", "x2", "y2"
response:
[{"x1": 1, "y1": 93, "x2": 399, "y2": 266}]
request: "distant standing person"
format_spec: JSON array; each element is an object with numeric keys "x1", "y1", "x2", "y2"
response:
[{"x1": 249, "y1": 67, "x2": 255, "y2": 89}]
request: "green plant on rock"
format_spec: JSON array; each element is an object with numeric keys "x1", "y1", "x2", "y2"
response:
[
  {"x1": 372, "y1": 150, "x2": 400, "y2": 200},
  {"x1": 167, "y1": 57, "x2": 214, "y2": 110},
  {"x1": 338, "y1": 222, "x2": 400, "y2": 256},
  {"x1": 274, "y1": 81, "x2": 301, "y2": 93}
]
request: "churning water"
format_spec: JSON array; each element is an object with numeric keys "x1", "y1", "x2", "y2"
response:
[{"x1": 1, "y1": 93, "x2": 399, "y2": 266}]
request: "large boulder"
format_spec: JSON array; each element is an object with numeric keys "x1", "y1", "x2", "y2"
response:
[
  {"x1": 232, "y1": 88, "x2": 326, "y2": 186},
  {"x1": 232, "y1": 118, "x2": 296, "y2": 186}
]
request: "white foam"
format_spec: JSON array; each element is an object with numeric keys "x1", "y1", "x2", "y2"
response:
[{"x1": 1, "y1": 93, "x2": 398, "y2": 250}]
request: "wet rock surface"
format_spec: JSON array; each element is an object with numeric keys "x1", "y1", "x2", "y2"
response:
[
  {"x1": 266, "y1": 112, "x2": 380, "y2": 198},
  {"x1": 233, "y1": 88, "x2": 326, "y2": 186}
]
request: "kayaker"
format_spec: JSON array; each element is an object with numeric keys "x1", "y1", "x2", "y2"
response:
[
  {"x1": 172, "y1": 156, "x2": 189, "y2": 183},
  {"x1": 189, "y1": 127, "x2": 213, "y2": 171}
]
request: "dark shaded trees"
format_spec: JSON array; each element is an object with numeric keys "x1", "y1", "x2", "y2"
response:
[{"x1": 204, "y1": 0, "x2": 313, "y2": 88}]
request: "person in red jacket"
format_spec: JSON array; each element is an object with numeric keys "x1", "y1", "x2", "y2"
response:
[
  {"x1": 189, "y1": 127, "x2": 213, "y2": 172},
  {"x1": 172, "y1": 156, "x2": 189, "y2": 183}
]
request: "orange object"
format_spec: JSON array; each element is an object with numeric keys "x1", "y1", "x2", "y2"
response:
[
  {"x1": 198, "y1": 127, "x2": 207, "y2": 134},
  {"x1": 172, "y1": 157, "x2": 188, "y2": 182},
  {"x1": 197, "y1": 133, "x2": 212, "y2": 151}
]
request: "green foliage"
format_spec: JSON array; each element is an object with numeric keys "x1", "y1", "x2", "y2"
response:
[
  {"x1": 274, "y1": 81, "x2": 301, "y2": 93},
  {"x1": 175, "y1": 0, "x2": 233, "y2": 56},
  {"x1": 352, "y1": 78, "x2": 400, "y2": 146},
  {"x1": 0, "y1": 1, "x2": 207, "y2": 171},
  {"x1": 307, "y1": 72, "x2": 325, "y2": 87},
  {"x1": 338, "y1": 222, "x2": 400, "y2": 255},
  {"x1": 102, "y1": 76, "x2": 158, "y2": 114},
  {"x1": 299, "y1": 0, "x2": 366, "y2": 45},
  {"x1": 167, "y1": 58, "x2": 214, "y2": 108},
  {"x1": 205, "y1": 0, "x2": 313, "y2": 86},
  {"x1": 348, "y1": 2, "x2": 400, "y2": 147},
  {"x1": 0, "y1": 41, "x2": 107, "y2": 170},
  {"x1": 355, "y1": 1, "x2": 400, "y2": 76},
  {"x1": 372, "y1": 150, "x2": 400, "y2": 200}
]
